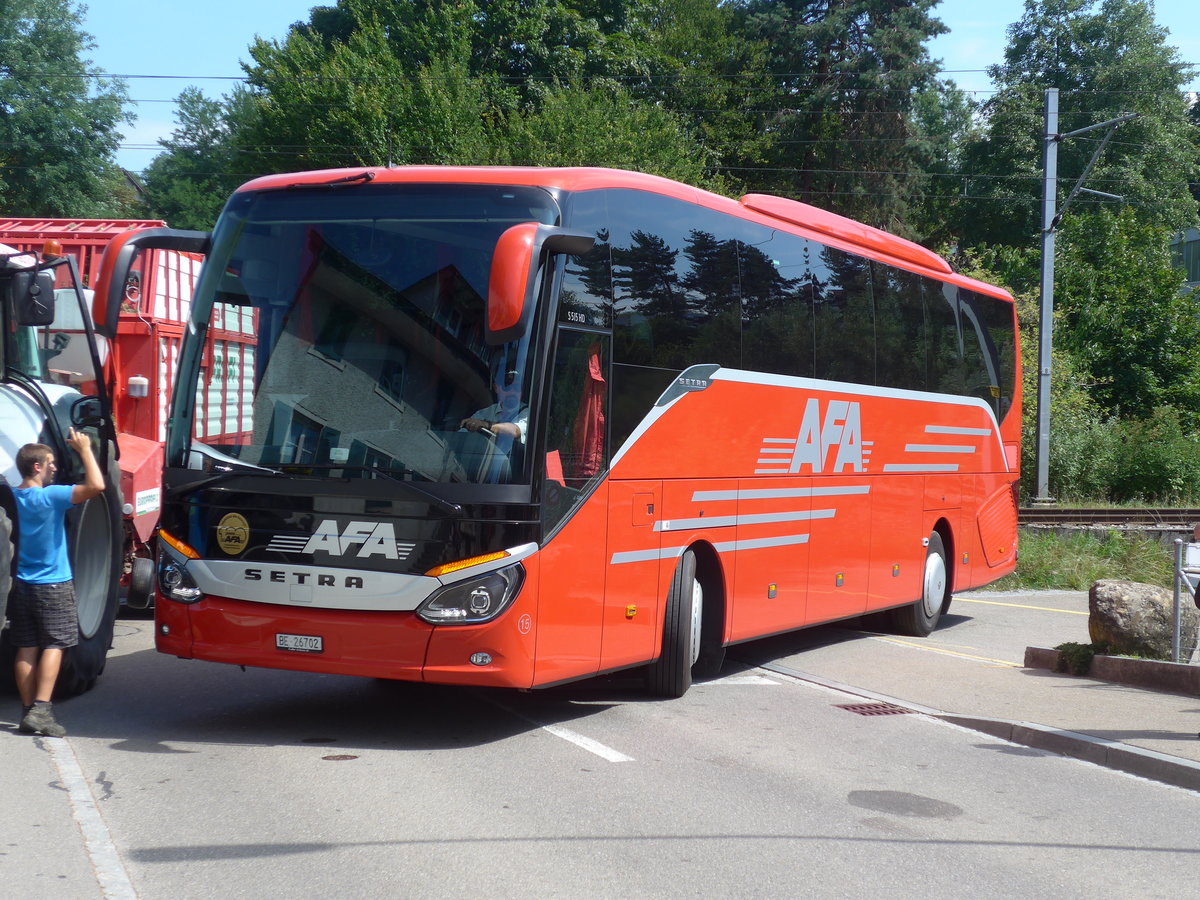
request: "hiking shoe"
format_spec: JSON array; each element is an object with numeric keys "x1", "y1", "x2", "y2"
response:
[{"x1": 20, "y1": 703, "x2": 66, "y2": 738}]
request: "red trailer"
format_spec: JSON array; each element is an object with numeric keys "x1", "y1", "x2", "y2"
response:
[{"x1": 0, "y1": 219, "x2": 253, "y2": 605}]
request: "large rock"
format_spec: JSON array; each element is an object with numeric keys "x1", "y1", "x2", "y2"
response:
[{"x1": 1089, "y1": 579, "x2": 1199, "y2": 661}]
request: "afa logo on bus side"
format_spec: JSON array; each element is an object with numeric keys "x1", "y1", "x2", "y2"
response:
[{"x1": 758, "y1": 398, "x2": 867, "y2": 475}]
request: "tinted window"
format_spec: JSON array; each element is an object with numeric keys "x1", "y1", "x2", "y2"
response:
[
  {"x1": 543, "y1": 330, "x2": 610, "y2": 532},
  {"x1": 926, "y1": 280, "x2": 964, "y2": 395},
  {"x1": 960, "y1": 288, "x2": 1017, "y2": 420},
  {"x1": 872, "y1": 263, "x2": 927, "y2": 391},
  {"x1": 813, "y1": 246, "x2": 874, "y2": 385},
  {"x1": 739, "y1": 231, "x2": 813, "y2": 379},
  {"x1": 607, "y1": 190, "x2": 740, "y2": 373},
  {"x1": 560, "y1": 191, "x2": 613, "y2": 329}
]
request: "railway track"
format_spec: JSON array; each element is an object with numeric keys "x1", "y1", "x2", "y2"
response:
[{"x1": 1019, "y1": 507, "x2": 1200, "y2": 527}]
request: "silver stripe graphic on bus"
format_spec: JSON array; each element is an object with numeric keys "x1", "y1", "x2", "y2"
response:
[
  {"x1": 714, "y1": 535, "x2": 810, "y2": 553},
  {"x1": 611, "y1": 534, "x2": 810, "y2": 565},
  {"x1": 882, "y1": 463, "x2": 961, "y2": 473},
  {"x1": 692, "y1": 485, "x2": 871, "y2": 502},
  {"x1": 926, "y1": 425, "x2": 992, "y2": 436},
  {"x1": 655, "y1": 509, "x2": 836, "y2": 533},
  {"x1": 904, "y1": 444, "x2": 976, "y2": 454}
]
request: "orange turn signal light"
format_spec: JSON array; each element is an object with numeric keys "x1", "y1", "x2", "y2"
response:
[
  {"x1": 159, "y1": 528, "x2": 200, "y2": 560},
  {"x1": 425, "y1": 550, "x2": 509, "y2": 578}
]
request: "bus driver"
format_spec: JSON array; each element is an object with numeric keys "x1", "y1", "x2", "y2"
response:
[{"x1": 460, "y1": 368, "x2": 528, "y2": 443}]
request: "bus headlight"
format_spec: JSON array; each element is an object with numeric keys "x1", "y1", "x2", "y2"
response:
[
  {"x1": 158, "y1": 557, "x2": 204, "y2": 604},
  {"x1": 417, "y1": 563, "x2": 524, "y2": 625}
]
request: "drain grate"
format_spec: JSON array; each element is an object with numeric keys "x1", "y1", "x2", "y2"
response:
[{"x1": 835, "y1": 702, "x2": 913, "y2": 716}]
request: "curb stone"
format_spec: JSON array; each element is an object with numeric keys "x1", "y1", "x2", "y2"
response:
[
  {"x1": 1024, "y1": 646, "x2": 1200, "y2": 696},
  {"x1": 750, "y1": 659, "x2": 1200, "y2": 793}
]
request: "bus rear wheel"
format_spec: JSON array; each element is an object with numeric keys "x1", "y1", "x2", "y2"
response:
[
  {"x1": 890, "y1": 531, "x2": 949, "y2": 637},
  {"x1": 647, "y1": 550, "x2": 702, "y2": 698}
]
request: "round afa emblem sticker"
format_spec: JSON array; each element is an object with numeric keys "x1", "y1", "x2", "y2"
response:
[{"x1": 216, "y1": 512, "x2": 250, "y2": 556}]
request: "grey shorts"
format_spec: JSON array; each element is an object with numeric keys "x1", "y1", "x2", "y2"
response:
[{"x1": 9, "y1": 579, "x2": 79, "y2": 649}]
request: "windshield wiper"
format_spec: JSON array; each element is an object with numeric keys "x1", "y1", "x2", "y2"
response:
[
  {"x1": 165, "y1": 463, "x2": 289, "y2": 499},
  {"x1": 286, "y1": 170, "x2": 376, "y2": 190},
  {"x1": 279, "y1": 464, "x2": 464, "y2": 516}
]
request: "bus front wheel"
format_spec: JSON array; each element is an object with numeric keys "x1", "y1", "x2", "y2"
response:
[
  {"x1": 890, "y1": 531, "x2": 949, "y2": 637},
  {"x1": 647, "y1": 550, "x2": 702, "y2": 698}
]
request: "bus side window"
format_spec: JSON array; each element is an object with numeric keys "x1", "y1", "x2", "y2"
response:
[
  {"x1": 812, "y1": 246, "x2": 874, "y2": 386},
  {"x1": 739, "y1": 230, "x2": 814, "y2": 379},
  {"x1": 560, "y1": 191, "x2": 613, "y2": 329},
  {"x1": 543, "y1": 330, "x2": 611, "y2": 534},
  {"x1": 926, "y1": 280, "x2": 964, "y2": 395},
  {"x1": 872, "y1": 264, "x2": 927, "y2": 392}
]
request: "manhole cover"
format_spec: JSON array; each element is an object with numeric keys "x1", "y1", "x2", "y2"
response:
[
  {"x1": 835, "y1": 702, "x2": 912, "y2": 716},
  {"x1": 322, "y1": 754, "x2": 359, "y2": 761}
]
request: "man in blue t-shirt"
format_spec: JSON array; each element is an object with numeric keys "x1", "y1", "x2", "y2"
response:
[{"x1": 11, "y1": 429, "x2": 105, "y2": 737}]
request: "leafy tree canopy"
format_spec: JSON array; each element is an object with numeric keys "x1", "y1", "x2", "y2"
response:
[
  {"x1": 958, "y1": 0, "x2": 1199, "y2": 247},
  {"x1": 0, "y1": 0, "x2": 132, "y2": 216}
]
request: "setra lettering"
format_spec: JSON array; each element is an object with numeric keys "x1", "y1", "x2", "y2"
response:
[{"x1": 243, "y1": 568, "x2": 365, "y2": 589}]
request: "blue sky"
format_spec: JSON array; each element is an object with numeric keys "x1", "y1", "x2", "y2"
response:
[{"x1": 81, "y1": 0, "x2": 1199, "y2": 173}]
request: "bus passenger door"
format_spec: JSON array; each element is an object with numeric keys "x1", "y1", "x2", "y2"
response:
[
  {"x1": 535, "y1": 484, "x2": 609, "y2": 685},
  {"x1": 804, "y1": 478, "x2": 872, "y2": 623},
  {"x1": 602, "y1": 481, "x2": 662, "y2": 670},
  {"x1": 730, "y1": 477, "x2": 811, "y2": 641},
  {"x1": 867, "y1": 474, "x2": 924, "y2": 612}
]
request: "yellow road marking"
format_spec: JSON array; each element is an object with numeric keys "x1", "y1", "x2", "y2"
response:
[
  {"x1": 955, "y1": 596, "x2": 1088, "y2": 615},
  {"x1": 870, "y1": 635, "x2": 1022, "y2": 667}
]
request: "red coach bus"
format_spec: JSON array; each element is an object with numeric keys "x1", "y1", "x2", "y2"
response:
[{"x1": 98, "y1": 167, "x2": 1019, "y2": 697}]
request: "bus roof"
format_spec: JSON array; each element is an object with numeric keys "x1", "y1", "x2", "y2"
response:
[{"x1": 236, "y1": 166, "x2": 1012, "y2": 301}]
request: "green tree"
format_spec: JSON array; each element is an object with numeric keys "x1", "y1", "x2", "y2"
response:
[
  {"x1": 732, "y1": 0, "x2": 947, "y2": 234},
  {"x1": 0, "y1": 0, "x2": 132, "y2": 216},
  {"x1": 1055, "y1": 208, "x2": 1200, "y2": 418},
  {"x1": 223, "y1": 0, "x2": 719, "y2": 178},
  {"x1": 141, "y1": 87, "x2": 253, "y2": 230},
  {"x1": 909, "y1": 79, "x2": 978, "y2": 247},
  {"x1": 957, "y1": 0, "x2": 1199, "y2": 248},
  {"x1": 238, "y1": 14, "x2": 494, "y2": 171},
  {"x1": 494, "y1": 81, "x2": 713, "y2": 184}
]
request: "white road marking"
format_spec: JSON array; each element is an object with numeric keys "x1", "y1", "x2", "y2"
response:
[
  {"x1": 483, "y1": 695, "x2": 635, "y2": 763},
  {"x1": 704, "y1": 675, "x2": 780, "y2": 685},
  {"x1": 539, "y1": 724, "x2": 635, "y2": 763},
  {"x1": 47, "y1": 738, "x2": 137, "y2": 899}
]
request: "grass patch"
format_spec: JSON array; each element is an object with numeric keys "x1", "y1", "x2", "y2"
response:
[
  {"x1": 989, "y1": 528, "x2": 1174, "y2": 591},
  {"x1": 1053, "y1": 641, "x2": 1110, "y2": 675}
]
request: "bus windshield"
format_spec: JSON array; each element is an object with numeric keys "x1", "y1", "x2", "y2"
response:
[{"x1": 183, "y1": 182, "x2": 559, "y2": 484}]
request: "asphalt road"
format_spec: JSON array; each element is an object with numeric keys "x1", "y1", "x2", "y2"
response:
[{"x1": 11, "y1": 591, "x2": 1196, "y2": 899}]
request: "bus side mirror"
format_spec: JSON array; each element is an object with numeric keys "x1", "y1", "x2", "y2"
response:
[
  {"x1": 8, "y1": 270, "x2": 56, "y2": 326},
  {"x1": 487, "y1": 224, "x2": 594, "y2": 345},
  {"x1": 94, "y1": 227, "x2": 211, "y2": 338}
]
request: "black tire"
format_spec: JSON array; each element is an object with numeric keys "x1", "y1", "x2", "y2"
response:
[
  {"x1": 57, "y1": 457, "x2": 123, "y2": 696},
  {"x1": 647, "y1": 550, "x2": 701, "y2": 698},
  {"x1": 0, "y1": 506, "x2": 14, "y2": 678},
  {"x1": 125, "y1": 555, "x2": 155, "y2": 611},
  {"x1": 0, "y1": 506, "x2": 12, "y2": 629},
  {"x1": 890, "y1": 531, "x2": 949, "y2": 637},
  {"x1": 692, "y1": 562, "x2": 726, "y2": 680}
]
